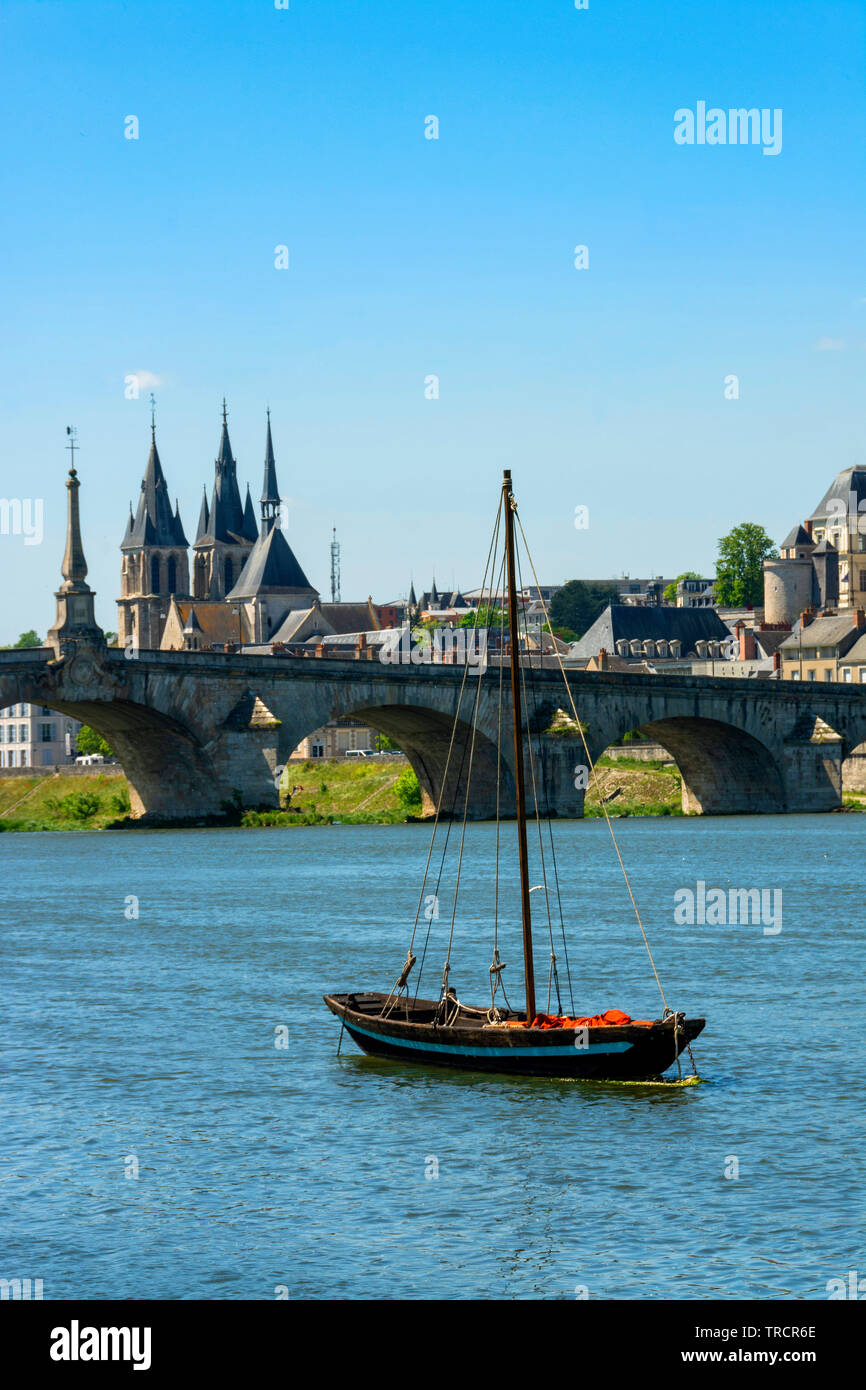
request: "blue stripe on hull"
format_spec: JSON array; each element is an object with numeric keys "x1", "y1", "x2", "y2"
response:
[{"x1": 346, "y1": 1019, "x2": 634, "y2": 1058}]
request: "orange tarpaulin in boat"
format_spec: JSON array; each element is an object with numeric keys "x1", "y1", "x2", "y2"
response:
[{"x1": 504, "y1": 1009, "x2": 653, "y2": 1029}]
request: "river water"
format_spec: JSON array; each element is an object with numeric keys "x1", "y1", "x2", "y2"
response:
[{"x1": 3, "y1": 815, "x2": 863, "y2": 1300}]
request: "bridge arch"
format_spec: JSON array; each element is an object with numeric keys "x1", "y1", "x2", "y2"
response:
[
  {"x1": 275, "y1": 698, "x2": 515, "y2": 820},
  {"x1": 634, "y1": 716, "x2": 786, "y2": 815},
  {"x1": 0, "y1": 664, "x2": 225, "y2": 821}
]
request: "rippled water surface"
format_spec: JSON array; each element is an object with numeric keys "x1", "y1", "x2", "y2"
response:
[{"x1": 3, "y1": 815, "x2": 864, "y2": 1299}]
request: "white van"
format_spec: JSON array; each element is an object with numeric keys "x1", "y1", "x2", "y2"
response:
[{"x1": 344, "y1": 749, "x2": 370, "y2": 759}]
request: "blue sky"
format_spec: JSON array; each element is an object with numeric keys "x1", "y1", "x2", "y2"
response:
[{"x1": 1, "y1": 0, "x2": 864, "y2": 636}]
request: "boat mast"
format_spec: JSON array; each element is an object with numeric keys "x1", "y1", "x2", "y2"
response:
[{"x1": 502, "y1": 469, "x2": 536, "y2": 1023}]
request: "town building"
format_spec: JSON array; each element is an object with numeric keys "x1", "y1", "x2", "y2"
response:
[
  {"x1": 570, "y1": 604, "x2": 732, "y2": 666},
  {"x1": 676, "y1": 577, "x2": 717, "y2": 608},
  {"x1": 0, "y1": 704, "x2": 81, "y2": 767},
  {"x1": 289, "y1": 718, "x2": 378, "y2": 759},
  {"x1": 765, "y1": 465, "x2": 866, "y2": 624},
  {"x1": 778, "y1": 609, "x2": 866, "y2": 681}
]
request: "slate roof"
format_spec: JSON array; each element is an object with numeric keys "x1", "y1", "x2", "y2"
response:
[
  {"x1": 319, "y1": 601, "x2": 380, "y2": 633},
  {"x1": 754, "y1": 629, "x2": 790, "y2": 657},
  {"x1": 839, "y1": 631, "x2": 866, "y2": 663},
  {"x1": 807, "y1": 466, "x2": 866, "y2": 525},
  {"x1": 121, "y1": 434, "x2": 188, "y2": 550},
  {"x1": 779, "y1": 614, "x2": 862, "y2": 653},
  {"x1": 226, "y1": 523, "x2": 316, "y2": 599},
  {"x1": 571, "y1": 604, "x2": 730, "y2": 659},
  {"x1": 781, "y1": 524, "x2": 812, "y2": 549},
  {"x1": 269, "y1": 605, "x2": 327, "y2": 644}
]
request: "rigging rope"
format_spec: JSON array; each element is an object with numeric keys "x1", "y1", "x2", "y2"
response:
[
  {"x1": 405, "y1": 496, "x2": 505, "y2": 1011},
  {"x1": 515, "y1": 513, "x2": 671, "y2": 1016}
]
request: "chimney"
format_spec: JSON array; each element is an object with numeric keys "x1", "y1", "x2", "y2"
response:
[
  {"x1": 315, "y1": 641, "x2": 324, "y2": 658},
  {"x1": 804, "y1": 519, "x2": 813, "y2": 539},
  {"x1": 597, "y1": 647, "x2": 609, "y2": 670},
  {"x1": 800, "y1": 608, "x2": 815, "y2": 628},
  {"x1": 773, "y1": 649, "x2": 781, "y2": 672},
  {"x1": 854, "y1": 609, "x2": 866, "y2": 630},
  {"x1": 739, "y1": 628, "x2": 756, "y2": 660}
]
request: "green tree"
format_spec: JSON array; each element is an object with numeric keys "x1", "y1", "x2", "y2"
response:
[
  {"x1": 715, "y1": 524, "x2": 778, "y2": 607},
  {"x1": 11, "y1": 630, "x2": 41, "y2": 648},
  {"x1": 376, "y1": 733, "x2": 401, "y2": 752},
  {"x1": 76, "y1": 726, "x2": 114, "y2": 758},
  {"x1": 549, "y1": 581, "x2": 620, "y2": 640},
  {"x1": 62, "y1": 789, "x2": 101, "y2": 821},
  {"x1": 663, "y1": 572, "x2": 703, "y2": 604},
  {"x1": 394, "y1": 767, "x2": 422, "y2": 810},
  {"x1": 458, "y1": 604, "x2": 507, "y2": 629},
  {"x1": 542, "y1": 621, "x2": 578, "y2": 643}
]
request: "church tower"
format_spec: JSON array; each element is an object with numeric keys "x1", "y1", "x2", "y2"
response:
[
  {"x1": 226, "y1": 411, "x2": 318, "y2": 641},
  {"x1": 191, "y1": 401, "x2": 258, "y2": 599},
  {"x1": 117, "y1": 414, "x2": 189, "y2": 650}
]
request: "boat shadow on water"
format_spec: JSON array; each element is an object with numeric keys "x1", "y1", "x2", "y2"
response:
[{"x1": 334, "y1": 1047, "x2": 706, "y2": 1100}]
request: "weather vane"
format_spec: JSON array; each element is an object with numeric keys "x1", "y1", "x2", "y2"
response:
[
  {"x1": 149, "y1": 392, "x2": 156, "y2": 436},
  {"x1": 66, "y1": 425, "x2": 78, "y2": 472}
]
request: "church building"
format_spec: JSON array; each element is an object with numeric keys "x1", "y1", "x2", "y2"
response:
[{"x1": 117, "y1": 418, "x2": 190, "y2": 650}]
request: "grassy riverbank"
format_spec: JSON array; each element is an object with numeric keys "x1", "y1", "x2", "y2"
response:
[
  {"x1": 0, "y1": 773, "x2": 131, "y2": 832},
  {"x1": 0, "y1": 756, "x2": 691, "y2": 831},
  {"x1": 585, "y1": 755, "x2": 684, "y2": 817}
]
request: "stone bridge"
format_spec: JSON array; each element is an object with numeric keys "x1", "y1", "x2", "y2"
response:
[
  {"x1": 8, "y1": 461, "x2": 865, "y2": 822},
  {"x1": 3, "y1": 641, "x2": 865, "y2": 822}
]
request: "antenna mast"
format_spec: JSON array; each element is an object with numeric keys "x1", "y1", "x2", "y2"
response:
[{"x1": 330, "y1": 527, "x2": 341, "y2": 603}]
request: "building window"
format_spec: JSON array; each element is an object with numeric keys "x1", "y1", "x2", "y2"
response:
[
  {"x1": 20, "y1": 749, "x2": 28, "y2": 766},
  {"x1": 860, "y1": 670, "x2": 866, "y2": 684},
  {"x1": 843, "y1": 668, "x2": 852, "y2": 682},
  {"x1": 168, "y1": 555, "x2": 177, "y2": 593},
  {"x1": 789, "y1": 670, "x2": 800, "y2": 680},
  {"x1": 151, "y1": 556, "x2": 160, "y2": 594},
  {"x1": 8, "y1": 750, "x2": 15, "y2": 767},
  {"x1": 225, "y1": 557, "x2": 234, "y2": 592},
  {"x1": 824, "y1": 670, "x2": 833, "y2": 681},
  {"x1": 807, "y1": 669, "x2": 816, "y2": 681},
  {"x1": 19, "y1": 725, "x2": 27, "y2": 742},
  {"x1": 40, "y1": 723, "x2": 53, "y2": 742},
  {"x1": 41, "y1": 707, "x2": 52, "y2": 716}
]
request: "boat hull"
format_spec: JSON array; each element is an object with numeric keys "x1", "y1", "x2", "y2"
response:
[{"x1": 324, "y1": 992, "x2": 705, "y2": 1080}]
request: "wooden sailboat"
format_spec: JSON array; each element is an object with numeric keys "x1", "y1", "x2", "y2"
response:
[{"x1": 324, "y1": 471, "x2": 705, "y2": 1080}]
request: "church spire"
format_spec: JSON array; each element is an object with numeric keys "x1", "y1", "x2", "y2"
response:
[
  {"x1": 241, "y1": 483, "x2": 258, "y2": 542},
  {"x1": 194, "y1": 486, "x2": 210, "y2": 543},
  {"x1": 260, "y1": 408, "x2": 281, "y2": 531},
  {"x1": 122, "y1": 422, "x2": 187, "y2": 549},
  {"x1": 205, "y1": 399, "x2": 246, "y2": 542}
]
